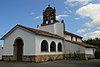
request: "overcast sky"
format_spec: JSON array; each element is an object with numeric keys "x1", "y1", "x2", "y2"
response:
[{"x1": 0, "y1": 0, "x2": 100, "y2": 45}]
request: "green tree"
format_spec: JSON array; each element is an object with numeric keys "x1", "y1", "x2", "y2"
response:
[{"x1": 83, "y1": 38, "x2": 100, "y2": 59}]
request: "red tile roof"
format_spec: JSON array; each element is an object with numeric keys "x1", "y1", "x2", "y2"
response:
[
  {"x1": 64, "y1": 31, "x2": 83, "y2": 39},
  {"x1": 65, "y1": 39, "x2": 96, "y2": 48},
  {"x1": 1, "y1": 24, "x2": 96, "y2": 48},
  {"x1": 1, "y1": 24, "x2": 64, "y2": 40}
]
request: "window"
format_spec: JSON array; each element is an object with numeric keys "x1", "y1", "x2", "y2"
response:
[
  {"x1": 50, "y1": 41, "x2": 56, "y2": 52},
  {"x1": 41, "y1": 40, "x2": 48, "y2": 52},
  {"x1": 58, "y1": 42, "x2": 62, "y2": 52}
]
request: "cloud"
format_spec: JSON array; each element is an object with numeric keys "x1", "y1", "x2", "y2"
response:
[
  {"x1": 83, "y1": 31, "x2": 100, "y2": 39},
  {"x1": 56, "y1": 14, "x2": 69, "y2": 20},
  {"x1": 84, "y1": 18, "x2": 100, "y2": 27},
  {"x1": 30, "y1": 12, "x2": 35, "y2": 15},
  {"x1": 64, "y1": 0, "x2": 91, "y2": 5},
  {"x1": 34, "y1": 14, "x2": 68, "y2": 20},
  {"x1": 77, "y1": 28, "x2": 90, "y2": 33},
  {"x1": 97, "y1": 27, "x2": 100, "y2": 29},
  {"x1": 76, "y1": 3, "x2": 100, "y2": 27},
  {"x1": 34, "y1": 15, "x2": 42, "y2": 19}
]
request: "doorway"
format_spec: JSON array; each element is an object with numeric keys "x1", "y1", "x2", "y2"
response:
[{"x1": 13, "y1": 38, "x2": 24, "y2": 61}]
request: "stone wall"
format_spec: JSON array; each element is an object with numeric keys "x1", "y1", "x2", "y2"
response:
[
  {"x1": 23, "y1": 55, "x2": 35, "y2": 62},
  {"x1": 2, "y1": 55, "x2": 13, "y2": 61},
  {"x1": 2, "y1": 54, "x2": 64, "y2": 62},
  {"x1": 2, "y1": 54, "x2": 95, "y2": 62},
  {"x1": 64, "y1": 54, "x2": 86, "y2": 60},
  {"x1": 35, "y1": 54, "x2": 64, "y2": 62}
]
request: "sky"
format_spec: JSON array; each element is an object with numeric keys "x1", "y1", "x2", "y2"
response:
[{"x1": 0, "y1": 0, "x2": 100, "y2": 45}]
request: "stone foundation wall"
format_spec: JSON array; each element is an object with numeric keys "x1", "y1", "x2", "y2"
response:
[
  {"x1": 2, "y1": 54, "x2": 64, "y2": 62},
  {"x1": 2, "y1": 54, "x2": 95, "y2": 62},
  {"x1": 64, "y1": 54, "x2": 86, "y2": 60},
  {"x1": 35, "y1": 54, "x2": 64, "y2": 62},
  {"x1": 23, "y1": 55, "x2": 35, "y2": 62},
  {"x1": 2, "y1": 55, "x2": 13, "y2": 61}
]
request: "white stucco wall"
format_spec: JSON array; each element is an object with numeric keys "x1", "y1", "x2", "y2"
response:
[
  {"x1": 54, "y1": 23, "x2": 64, "y2": 37},
  {"x1": 37, "y1": 22, "x2": 64, "y2": 37},
  {"x1": 64, "y1": 41, "x2": 85, "y2": 54},
  {"x1": 64, "y1": 35, "x2": 82, "y2": 42},
  {"x1": 35, "y1": 34, "x2": 63, "y2": 55},
  {"x1": 3, "y1": 27, "x2": 36, "y2": 55},
  {"x1": 72, "y1": 37, "x2": 76, "y2": 41},
  {"x1": 64, "y1": 35, "x2": 71, "y2": 40},
  {"x1": 77, "y1": 38, "x2": 82, "y2": 42},
  {"x1": 85, "y1": 48, "x2": 95, "y2": 55},
  {"x1": 0, "y1": 46, "x2": 2, "y2": 59},
  {"x1": 38, "y1": 24, "x2": 54, "y2": 34}
]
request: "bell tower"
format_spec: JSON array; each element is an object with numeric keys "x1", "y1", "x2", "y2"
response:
[
  {"x1": 38, "y1": 5, "x2": 65, "y2": 37},
  {"x1": 41, "y1": 5, "x2": 57, "y2": 26}
]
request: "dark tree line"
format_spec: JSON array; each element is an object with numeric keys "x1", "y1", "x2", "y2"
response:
[{"x1": 83, "y1": 38, "x2": 100, "y2": 59}]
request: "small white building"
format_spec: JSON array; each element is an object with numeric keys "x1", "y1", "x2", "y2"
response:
[{"x1": 1, "y1": 5, "x2": 95, "y2": 62}]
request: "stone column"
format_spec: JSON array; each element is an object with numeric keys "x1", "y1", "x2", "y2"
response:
[{"x1": 48, "y1": 43, "x2": 50, "y2": 52}]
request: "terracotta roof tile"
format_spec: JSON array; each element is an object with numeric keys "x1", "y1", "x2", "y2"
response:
[
  {"x1": 64, "y1": 31, "x2": 82, "y2": 39},
  {"x1": 1, "y1": 24, "x2": 64, "y2": 40},
  {"x1": 65, "y1": 39, "x2": 96, "y2": 48},
  {"x1": 17, "y1": 24, "x2": 64, "y2": 39}
]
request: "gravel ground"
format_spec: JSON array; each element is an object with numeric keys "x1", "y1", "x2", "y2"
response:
[{"x1": 0, "y1": 59, "x2": 100, "y2": 67}]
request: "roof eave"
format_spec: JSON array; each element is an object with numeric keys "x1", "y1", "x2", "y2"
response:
[
  {"x1": 65, "y1": 39, "x2": 96, "y2": 48},
  {"x1": 64, "y1": 31, "x2": 83, "y2": 39},
  {"x1": 85, "y1": 46, "x2": 96, "y2": 48},
  {"x1": 1, "y1": 25, "x2": 19, "y2": 40},
  {"x1": 1, "y1": 24, "x2": 64, "y2": 40}
]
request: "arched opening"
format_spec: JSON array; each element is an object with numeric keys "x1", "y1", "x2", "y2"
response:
[
  {"x1": 41, "y1": 40, "x2": 48, "y2": 52},
  {"x1": 13, "y1": 38, "x2": 24, "y2": 61},
  {"x1": 50, "y1": 41, "x2": 56, "y2": 52},
  {"x1": 58, "y1": 42, "x2": 62, "y2": 52}
]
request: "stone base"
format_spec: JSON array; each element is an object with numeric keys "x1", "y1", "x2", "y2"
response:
[
  {"x1": 23, "y1": 55, "x2": 35, "y2": 62},
  {"x1": 2, "y1": 54, "x2": 64, "y2": 62},
  {"x1": 64, "y1": 54, "x2": 86, "y2": 60},
  {"x1": 2, "y1": 54, "x2": 95, "y2": 62},
  {"x1": 2, "y1": 55, "x2": 13, "y2": 61},
  {"x1": 34, "y1": 54, "x2": 64, "y2": 62}
]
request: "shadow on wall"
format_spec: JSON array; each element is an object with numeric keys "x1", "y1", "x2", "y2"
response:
[
  {"x1": 0, "y1": 46, "x2": 3, "y2": 60},
  {"x1": 95, "y1": 51, "x2": 100, "y2": 59}
]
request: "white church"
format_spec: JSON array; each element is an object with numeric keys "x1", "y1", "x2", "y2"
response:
[{"x1": 1, "y1": 5, "x2": 95, "y2": 62}]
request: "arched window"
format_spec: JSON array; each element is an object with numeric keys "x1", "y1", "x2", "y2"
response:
[
  {"x1": 41, "y1": 40, "x2": 48, "y2": 52},
  {"x1": 58, "y1": 42, "x2": 62, "y2": 52},
  {"x1": 50, "y1": 41, "x2": 56, "y2": 52}
]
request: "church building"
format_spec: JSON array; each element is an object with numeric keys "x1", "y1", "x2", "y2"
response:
[{"x1": 1, "y1": 5, "x2": 95, "y2": 62}]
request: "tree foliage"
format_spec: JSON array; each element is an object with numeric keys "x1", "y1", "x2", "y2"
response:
[
  {"x1": 83, "y1": 38, "x2": 100, "y2": 59},
  {"x1": 83, "y1": 38, "x2": 100, "y2": 47}
]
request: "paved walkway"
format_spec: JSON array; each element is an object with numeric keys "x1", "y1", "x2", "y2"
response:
[{"x1": 0, "y1": 59, "x2": 100, "y2": 67}]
